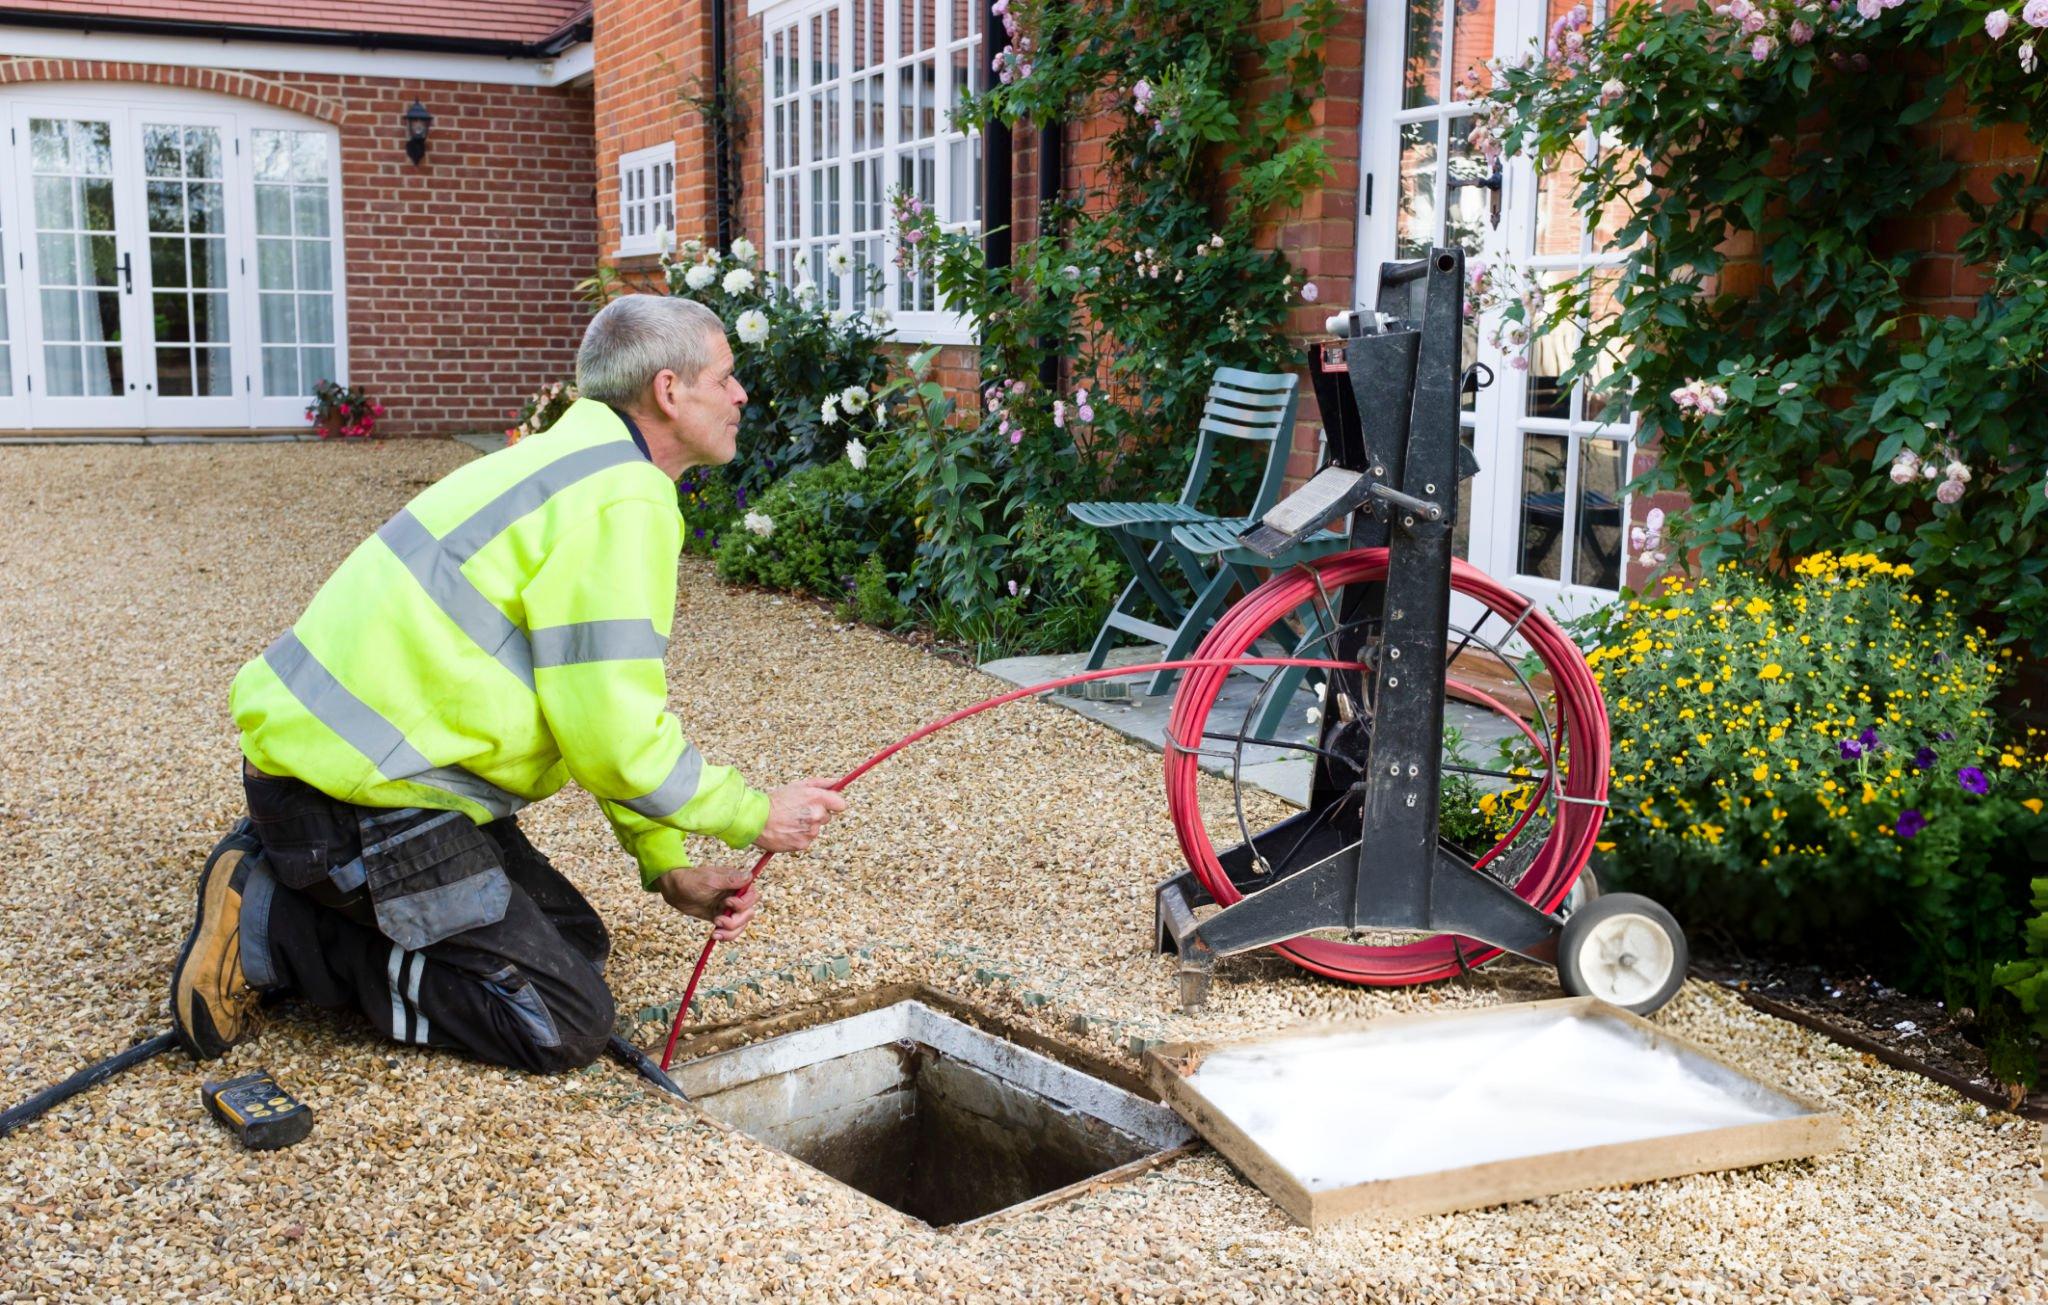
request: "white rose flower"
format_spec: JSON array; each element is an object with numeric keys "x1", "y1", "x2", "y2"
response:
[
  {"x1": 722, "y1": 267, "x2": 756, "y2": 295},
  {"x1": 743, "y1": 511, "x2": 774, "y2": 537},
  {"x1": 684, "y1": 263, "x2": 718, "y2": 291},
  {"x1": 821, "y1": 395, "x2": 840, "y2": 426},
  {"x1": 839, "y1": 385, "x2": 869, "y2": 414},
  {"x1": 735, "y1": 309, "x2": 770, "y2": 345},
  {"x1": 825, "y1": 244, "x2": 855, "y2": 276},
  {"x1": 730, "y1": 237, "x2": 757, "y2": 261},
  {"x1": 845, "y1": 438, "x2": 869, "y2": 470},
  {"x1": 828, "y1": 308, "x2": 853, "y2": 330}
]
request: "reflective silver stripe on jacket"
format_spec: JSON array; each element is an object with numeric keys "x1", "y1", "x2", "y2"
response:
[
  {"x1": 530, "y1": 619, "x2": 668, "y2": 669},
  {"x1": 373, "y1": 441, "x2": 648, "y2": 691},
  {"x1": 261, "y1": 630, "x2": 527, "y2": 818},
  {"x1": 619, "y1": 744, "x2": 704, "y2": 820}
]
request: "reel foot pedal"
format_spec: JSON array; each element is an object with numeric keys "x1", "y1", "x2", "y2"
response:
[{"x1": 202, "y1": 1069, "x2": 312, "y2": 1150}]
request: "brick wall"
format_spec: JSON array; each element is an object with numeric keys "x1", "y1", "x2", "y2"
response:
[{"x1": 0, "y1": 59, "x2": 596, "y2": 438}]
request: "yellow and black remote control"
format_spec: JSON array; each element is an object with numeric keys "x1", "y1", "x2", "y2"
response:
[{"x1": 201, "y1": 1069, "x2": 312, "y2": 1150}]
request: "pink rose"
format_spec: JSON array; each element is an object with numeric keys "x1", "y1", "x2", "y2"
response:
[
  {"x1": 2026, "y1": 0, "x2": 2048, "y2": 27},
  {"x1": 1935, "y1": 478, "x2": 1965, "y2": 505},
  {"x1": 1790, "y1": 19, "x2": 1814, "y2": 43},
  {"x1": 1077, "y1": 404, "x2": 1095, "y2": 423},
  {"x1": 1300, "y1": 282, "x2": 1320, "y2": 303},
  {"x1": 1053, "y1": 400, "x2": 1067, "y2": 429},
  {"x1": 1987, "y1": 9, "x2": 2013, "y2": 37},
  {"x1": 1751, "y1": 34, "x2": 1774, "y2": 60}
]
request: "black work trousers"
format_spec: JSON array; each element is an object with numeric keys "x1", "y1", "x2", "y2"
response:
[{"x1": 240, "y1": 769, "x2": 617, "y2": 1073}]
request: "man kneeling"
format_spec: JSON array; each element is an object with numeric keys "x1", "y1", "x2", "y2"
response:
[{"x1": 169, "y1": 296, "x2": 846, "y2": 1072}]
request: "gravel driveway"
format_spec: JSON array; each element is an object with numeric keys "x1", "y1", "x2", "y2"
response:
[{"x1": 0, "y1": 442, "x2": 2039, "y2": 1302}]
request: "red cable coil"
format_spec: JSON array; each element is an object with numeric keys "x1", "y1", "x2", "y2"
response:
[
  {"x1": 1164, "y1": 548, "x2": 1609, "y2": 985},
  {"x1": 657, "y1": 550, "x2": 1607, "y2": 1067}
]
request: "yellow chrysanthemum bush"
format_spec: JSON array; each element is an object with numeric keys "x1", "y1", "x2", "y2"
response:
[{"x1": 1579, "y1": 553, "x2": 2048, "y2": 1080}]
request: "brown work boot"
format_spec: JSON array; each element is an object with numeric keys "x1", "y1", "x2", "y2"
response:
[{"x1": 169, "y1": 823, "x2": 266, "y2": 1060}]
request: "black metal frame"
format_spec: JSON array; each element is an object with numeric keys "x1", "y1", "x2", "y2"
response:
[{"x1": 1155, "y1": 249, "x2": 1563, "y2": 1009}]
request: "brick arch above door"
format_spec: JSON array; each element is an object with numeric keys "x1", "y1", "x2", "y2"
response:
[{"x1": 0, "y1": 60, "x2": 344, "y2": 126}]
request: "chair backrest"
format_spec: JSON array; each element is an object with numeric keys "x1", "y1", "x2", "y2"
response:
[{"x1": 1175, "y1": 367, "x2": 1303, "y2": 518}]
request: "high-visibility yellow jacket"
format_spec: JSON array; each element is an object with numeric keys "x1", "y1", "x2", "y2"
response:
[{"x1": 231, "y1": 398, "x2": 769, "y2": 887}]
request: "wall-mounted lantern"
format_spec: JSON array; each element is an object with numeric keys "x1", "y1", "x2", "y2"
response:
[{"x1": 403, "y1": 101, "x2": 434, "y2": 166}]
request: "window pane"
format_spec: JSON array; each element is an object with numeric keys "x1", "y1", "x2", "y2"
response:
[
  {"x1": 191, "y1": 237, "x2": 228, "y2": 290},
  {"x1": 301, "y1": 347, "x2": 335, "y2": 388},
  {"x1": 196, "y1": 346, "x2": 233, "y2": 396},
  {"x1": 44, "y1": 344, "x2": 82, "y2": 395},
  {"x1": 1583, "y1": 271, "x2": 1631, "y2": 424},
  {"x1": 256, "y1": 187, "x2": 292, "y2": 235},
  {"x1": 290, "y1": 133, "x2": 329, "y2": 182},
  {"x1": 144, "y1": 126, "x2": 183, "y2": 179},
  {"x1": 1575, "y1": 438, "x2": 1626, "y2": 589},
  {"x1": 1396, "y1": 120, "x2": 1439, "y2": 259},
  {"x1": 189, "y1": 182, "x2": 225, "y2": 235},
  {"x1": 1404, "y1": 0, "x2": 1443, "y2": 109},
  {"x1": 262, "y1": 346, "x2": 297, "y2": 395},
  {"x1": 296, "y1": 241, "x2": 332, "y2": 292},
  {"x1": 40, "y1": 289, "x2": 79, "y2": 341},
  {"x1": 1450, "y1": 0, "x2": 1496, "y2": 89},
  {"x1": 29, "y1": 119, "x2": 69, "y2": 171},
  {"x1": 192, "y1": 291, "x2": 228, "y2": 343},
  {"x1": 252, "y1": 130, "x2": 291, "y2": 181},
  {"x1": 186, "y1": 126, "x2": 222, "y2": 178},
  {"x1": 33, "y1": 176, "x2": 75, "y2": 231},
  {"x1": 257, "y1": 239, "x2": 295, "y2": 290},
  {"x1": 299, "y1": 295, "x2": 334, "y2": 345},
  {"x1": 293, "y1": 187, "x2": 329, "y2": 237},
  {"x1": 38, "y1": 233, "x2": 77, "y2": 285},
  {"x1": 154, "y1": 291, "x2": 191, "y2": 343},
  {"x1": 147, "y1": 180, "x2": 186, "y2": 234},
  {"x1": 157, "y1": 345, "x2": 194, "y2": 397},
  {"x1": 260, "y1": 293, "x2": 297, "y2": 343},
  {"x1": 1518, "y1": 434, "x2": 1569, "y2": 581},
  {"x1": 84, "y1": 344, "x2": 122, "y2": 395}
]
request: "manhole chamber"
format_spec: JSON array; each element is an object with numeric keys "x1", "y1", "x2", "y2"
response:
[{"x1": 669, "y1": 998, "x2": 1193, "y2": 1227}]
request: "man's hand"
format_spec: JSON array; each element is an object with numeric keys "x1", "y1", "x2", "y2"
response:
[
  {"x1": 755, "y1": 778, "x2": 848, "y2": 853},
  {"x1": 655, "y1": 865, "x2": 761, "y2": 941}
]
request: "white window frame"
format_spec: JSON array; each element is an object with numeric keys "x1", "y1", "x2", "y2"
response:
[
  {"x1": 1358, "y1": 0, "x2": 1634, "y2": 625},
  {"x1": 617, "y1": 142, "x2": 676, "y2": 258},
  {"x1": 759, "y1": 0, "x2": 983, "y2": 344},
  {"x1": 0, "y1": 83, "x2": 346, "y2": 431}
]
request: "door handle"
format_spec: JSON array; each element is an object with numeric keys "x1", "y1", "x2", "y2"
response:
[
  {"x1": 120, "y1": 252, "x2": 133, "y2": 294},
  {"x1": 1448, "y1": 160, "x2": 1504, "y2": 229}
]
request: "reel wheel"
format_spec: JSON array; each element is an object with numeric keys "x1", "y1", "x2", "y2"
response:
[{"x1": 1556, "y1": 892, "x2": 1687, "y2": 1014}]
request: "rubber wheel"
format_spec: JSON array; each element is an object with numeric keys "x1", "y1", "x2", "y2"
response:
[
  {"x1": 1557, "y1": 892, "x2": 1687, "y2": 1015},
  {"x1": 1558, "y1": 865, "x2": 1600, "y2": 920}
]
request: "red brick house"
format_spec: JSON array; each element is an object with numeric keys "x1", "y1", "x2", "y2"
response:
[
  {"x1": 0, "y1": 1, "x2": 597, "y2": 437},
  {"x1": 0, "y1": 0, "x2": 1676, "y2": 613},
  {"x1": 588, "y1": 0, "x2": 1660, "y2": 616}
]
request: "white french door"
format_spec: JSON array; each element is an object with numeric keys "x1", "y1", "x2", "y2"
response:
[
  {"x1": 0, "y1": 88, "x2": 344, "y2": 431},
  {"x1": 1360, "y1": 0, "x2": 1633, "y2": 626}
]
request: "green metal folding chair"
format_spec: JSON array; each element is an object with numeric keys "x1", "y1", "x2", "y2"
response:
[
  {"x1": 1169, "y1": 518, "x2": 1351, "y2": 738},
  {"x1": 1067, "y1": 368, "x2": 1302, "y2": 695}
]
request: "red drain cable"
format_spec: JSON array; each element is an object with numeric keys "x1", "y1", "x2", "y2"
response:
[
  {"x1": 656, "y1": 653, "x2": 1363, "y2": 1070},
  {"x1": 657, "y1": 562, "x2": 1608, "y2": 1070}
]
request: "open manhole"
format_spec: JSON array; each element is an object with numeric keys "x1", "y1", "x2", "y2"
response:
[{"x1": 668, "y1": 997, "x2": 1194, "y2": 1227}]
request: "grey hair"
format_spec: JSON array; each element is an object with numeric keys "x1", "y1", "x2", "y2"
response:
[{"x1": 575, "y1": 295, "x2": 727, "y2": 404}]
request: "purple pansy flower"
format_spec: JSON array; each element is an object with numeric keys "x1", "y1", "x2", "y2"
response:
[
  {"x1": 1912, "y1": 746, "x2": 1936, "y2": 770},
  {"x1": 1895, "y1": 809, "x2": 1927, "y2": 839},
  {"x1": 1838, "y1": 738, "x2": 1864, "y2": 761},
  {"x1": 1938, "y1": 730, "x2": 1956, "y2": 741},
  {"x1": 1957, "y1": 766, "x2": 1990, "y2": 795},
  {"x1": 1858, "y1": 726, "x2": 1882, "y2": 751}
]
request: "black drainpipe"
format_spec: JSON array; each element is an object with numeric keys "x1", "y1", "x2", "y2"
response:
[
  {"x1": 982, "y1": 0, "x2": 1014, "y2": 281},
  {"x1": 711, "y1": 0, "x2": 734, "y2": 251}
]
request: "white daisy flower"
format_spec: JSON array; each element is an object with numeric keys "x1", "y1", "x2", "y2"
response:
[
  {"x1": 730, "y1": 237, "x2": 757, "y2": 262},
  {"x1": 684, "y1": 263, "x2": 718, "y2": 291},
  {"x1": 825, "y1": 244, "x2": 855, "y2": 276},
  {"x1": 828, "y1": 308, "x2": 853, "y2": 329},
  {"x1": 735, "y1": 309, "x2": 770, "y2": 344},
  {"x1": 795, "y1": 277, "x2": 820, "y2": 307},
  {"x1": 722, "y1": 267, "x2": 756, "y2": 295},
  {"x1": 821, "y1": 395, "x2": 840, "y2": 426},
  {"x1": 845, "y1": 438, "x2": 869, "y2": 470},
  {"x1": 839, "y1": 385, "x2": 869, "y2": 414},
  {"x1": 743, "y1": 511, "x2": 775, "y2": 537}
]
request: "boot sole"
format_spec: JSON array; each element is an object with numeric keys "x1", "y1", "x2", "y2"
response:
[{"x1": 170, "y1": 828, "x2": 259, "y2": 1060}]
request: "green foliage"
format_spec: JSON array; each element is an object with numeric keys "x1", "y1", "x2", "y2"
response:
[
  {"x1": 306, "y1": 378, "x2": 383, "y2": 439},
  {"x1": 1485, "y1": 0, "x2": 2048, "y2": 651},
  {"x1": 712, "y1": 446, "x2": 916, "y2": 601},
  {"x1": 1579, "y1": 552, "x2": 2048, "y2": 1079},
  {"x1": 851, "y1": 554, "x2": 911, "y2": 628},
  {"x1": 1992, "y1": 876, "x2": 2048, "y2": 1084},
  {"x1": 506, "y1": 380, "x2": 577, "y2": 445},
  {"x1": 661, "y1": 237, "x2": 894, "y2": 496},
  {"x1": 677, "y1": 470, "x2": 741, "y2": 558},
  {"x1": 884, "y1": 0, "x2": 1335, "y2": 639}
]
